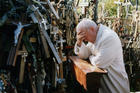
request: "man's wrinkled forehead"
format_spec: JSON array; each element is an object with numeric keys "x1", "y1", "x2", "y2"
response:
[{"x1": 76, "y1": 27, "x2": 87, "y2": 33}]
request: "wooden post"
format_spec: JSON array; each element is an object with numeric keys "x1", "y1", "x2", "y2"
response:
[
  {"x1": 13, "y1": 29, "x2": 24, "y2": 66},
  {"x1": 19, "y1": 45, "x2": 28, "y2": 84}
]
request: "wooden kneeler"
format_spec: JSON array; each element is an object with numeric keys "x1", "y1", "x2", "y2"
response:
[{"x1": 69, "y1": 56, "x2": 107, "y2": 93}]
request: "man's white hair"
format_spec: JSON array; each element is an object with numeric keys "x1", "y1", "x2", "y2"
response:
[{"x1": 76, "y1": 18, "x2": 97, "y2": 32}]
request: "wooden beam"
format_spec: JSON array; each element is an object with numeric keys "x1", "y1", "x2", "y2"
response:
[{"x1": 69, "y1": 56, "x2": 107, "y2": 93}]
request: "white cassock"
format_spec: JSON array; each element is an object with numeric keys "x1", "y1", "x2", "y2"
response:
[{"x1": 74, "y1": 24, "x2": 130, "y2": 93}]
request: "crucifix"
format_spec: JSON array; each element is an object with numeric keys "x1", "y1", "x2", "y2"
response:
[{"x1": 14, "y1": 22, "x2": 30, "y2": 46}]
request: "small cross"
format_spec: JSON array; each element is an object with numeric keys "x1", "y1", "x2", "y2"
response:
[
  {"x1": 129, "y1": 62, "x2": 133, "y2": 74},
  {"x1": 46, "y1": 81, "x2": 51, "y2": 89},
  {"x1": 22, "y1": 52, "x2": 28, "y2": 62},
  {"x1": 57, "y1": 37, "x2": 66, "y2": 49},
  {"x1": 42, "y1": 18, "x2": 48, "y2": 30}
]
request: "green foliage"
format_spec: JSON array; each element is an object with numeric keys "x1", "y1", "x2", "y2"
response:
[
  {"x1": 103, "y1": 0, "x2": 117, "y2": 17},
  {"x1": 98, "y1": 0, "x2": 127, "y2": 17}
]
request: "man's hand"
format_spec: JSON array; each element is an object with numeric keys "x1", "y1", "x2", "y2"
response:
[{"x1": 76, "y1": 31, "x2": 85, "y2": 47}]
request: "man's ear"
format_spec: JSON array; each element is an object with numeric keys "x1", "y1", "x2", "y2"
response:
[{"x1": 90, "y1": 26, "x2": 94, "y2": 32}]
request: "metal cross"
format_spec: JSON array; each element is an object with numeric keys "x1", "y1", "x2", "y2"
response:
[
  {"x1": 42, "y1": 18, "x2": 48, "y2": 30},
  {"x1": 57, "y1": 36, "x2": 66, "y2": 49},
  {"x1": 22, "y1": 52, "x2": 28, "y2": 62}
]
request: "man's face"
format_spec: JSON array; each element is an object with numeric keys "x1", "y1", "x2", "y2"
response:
[
  {"x1": 77, "y1": 27, "x2": 96, "y2": 44},
  {"x1": 78, "y1": 27, "x2": 96, "y2": 43},
  {"x1": 83, "y1": 30, "x2": 88, "y2": 43},
  {"x1": 77, "y1": 28, "x2": 88, "y2": 43}
]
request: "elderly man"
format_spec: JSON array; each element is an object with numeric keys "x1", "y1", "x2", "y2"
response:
[{"x1": 74, "y1": 19, "x2": 130, "y2": 93}]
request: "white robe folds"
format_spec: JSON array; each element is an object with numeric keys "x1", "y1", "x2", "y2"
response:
[{"x1": 74, "y1": 24, "x2": 130, "y2": 93}]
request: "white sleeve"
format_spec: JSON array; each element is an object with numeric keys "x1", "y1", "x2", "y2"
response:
[
  {"x1": 74, "y1": 42, "x2": 91, "y2": 59},
  {"x1": 89, "y1": 36, "x2": 120, "y2": 68}
]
